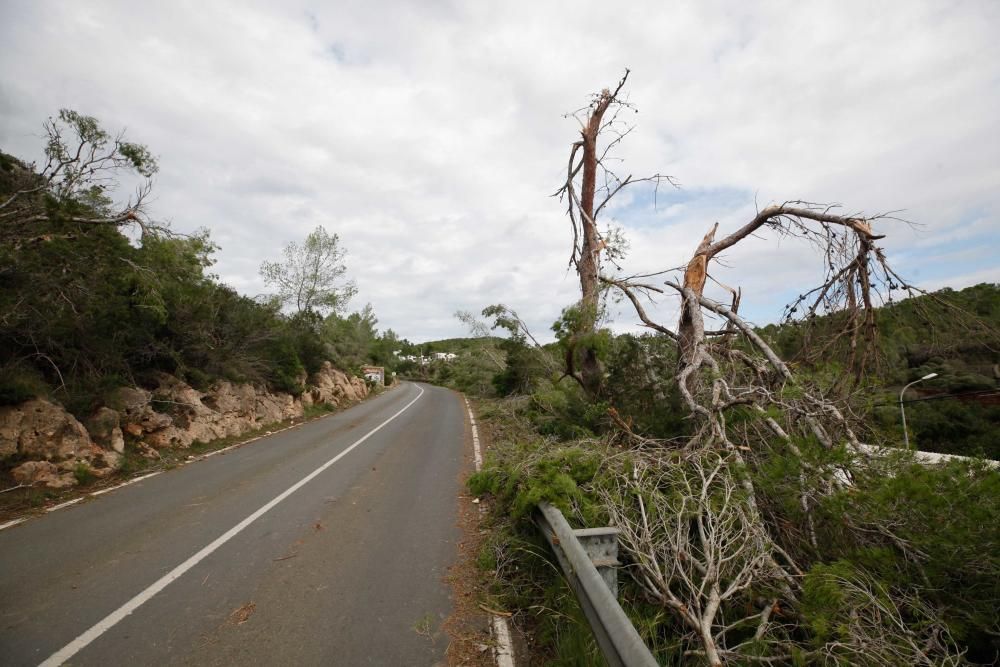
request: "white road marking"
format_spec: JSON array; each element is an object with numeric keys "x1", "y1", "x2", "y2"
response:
[
  {"x1": 492, "y1": 614, "x2": 516, "y2": 667},
  {"x1": 464, "y1": 398, "x2": 483, "y2": 472},
  {"x1": 465, "y1": 396, "x2": 516, "y2": 667},
  {"x1": 41, "y1": 384, "x2": 425, "y2": 667},
  {"x1": 46, "y1": 498, "x2": 83, "y2": 513},
  {"x1": 0, "y1": 518, "x2": 26, "y2": 531},
  {"x1": 90, "y1": 471, "x2": 163, "y2": 497}
]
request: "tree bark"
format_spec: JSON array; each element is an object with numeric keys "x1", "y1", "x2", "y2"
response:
[
  {"x1": 678, "y1": 205, "x2": 881, "y2": 365},
  {"x1": 572, "y1": 80, "x2": 626, "y2": 396}
]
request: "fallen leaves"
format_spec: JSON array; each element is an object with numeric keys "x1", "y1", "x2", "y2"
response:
[{"x1": 229, "y1": 601, "x2": 256, "y2": 625}]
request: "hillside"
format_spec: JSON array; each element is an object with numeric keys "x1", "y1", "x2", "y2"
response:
[{"x1": 759, "y1": 282, "x2": 1000, "y2": 458}]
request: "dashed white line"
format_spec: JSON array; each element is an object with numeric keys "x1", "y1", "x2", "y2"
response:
[
  {"x1": 465, "y1": 398, "x2": 483, "y2": 471},
  {"x1": 46, "y1": 498, "x2": 83, "y2": 513},
  {"x1": 90, "y1": 471, "x2": 162, "y2": 497},
  {"x1": 492, "y1": 614, "x2": 516, "y2": 667},
  {"x1": 40, "y1": 384, "x2": 425, "y2": 667},
  {"x1": 7, "y1": 397, "x2": 363, "y2": 536},
  {"x1": 0, "y1": 518, "x2": 26, "y2": 531}
]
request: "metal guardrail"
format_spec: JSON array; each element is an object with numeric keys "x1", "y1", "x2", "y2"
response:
[
  {"x1": 534, "y1": 449, "x2": 993, "y2": 667},
  {"x1": 536, "y1": 502, "x2": 659, "y2": 667}
]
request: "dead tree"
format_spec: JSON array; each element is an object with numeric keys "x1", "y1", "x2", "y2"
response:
[
  {"x1": 552, "y1": 76, "x2": 969, "y2": 664},
  {"x1": 556, "y1": 70, "x2": 675, "y2": 396},
  {"x1": 676, "y1": 205, "x2": 888, "y2": 381}
]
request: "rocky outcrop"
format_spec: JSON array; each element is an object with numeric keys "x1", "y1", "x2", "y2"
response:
[
  {"x1": 0, "y1": 364, "x2": 369, "y2": 488},
  {"x1": 304, "y1": 362, "x2": 369, "y2": 407},
  {"x1": 139, "y1": 376, "x2": 308, "y2": 449},
  {"x1": 11, "y1": 461, "x2": 75, "y2": 489},
  {"x1": 85, "y1": 407, "x2": 125, "y2": 454},
  {"x1": 1, "y1": 400, "x2": 123, "y2": 488},
  {"x1": 1, "y1": 399, "x2": 96, "y2": 462}
]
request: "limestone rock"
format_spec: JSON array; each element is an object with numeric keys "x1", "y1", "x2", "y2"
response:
[
  {"x1": 308, "y1": 362, "x2": 368, "y2": 407},
  {"x1": 136, "y1": 442, "x2": 161, "y2": 460},
  {"x1": 144, "y1": 425, "x2": 194, "y2": 449},
  {"x1": 0, "y1": 399, "x2": 95, "y2": 462},
  {"x1": 114, "y1": 387, "x2": 152, "y2": 414},
  {"x1": 109, "y1": 427, "x2": 125, "y2": 454},
  {"x1": 111, "y1": 386, "x2": 173, "y2": 436},
  {"x1": 89, "y1": 449, "x2": 122, "y2": 476},
  {"x1": 1, "y1": 363, "x2": 358, "y2": 472},
  {"x1": 11, "y1": 460, "x2": 77, "y2": 488},
  {"x1": 86, "y1": 407, "x2": 125, "y2": 453}
]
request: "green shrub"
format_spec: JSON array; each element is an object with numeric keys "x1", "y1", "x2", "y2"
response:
[
  {"x1": 820, "y1": 459, "x2": 1000, "y2": 659},
  {"x1": 73, "y1": 462, "x2": 95, "y2": 486}
]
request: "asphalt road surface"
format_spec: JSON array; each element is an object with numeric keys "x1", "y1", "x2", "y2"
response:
[{"x1": 0, "y1": 382, "x2": 468, "y2": 666}]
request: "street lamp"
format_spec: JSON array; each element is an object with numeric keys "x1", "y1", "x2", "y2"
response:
[{"x1": 900, "y1": 372, "x2": 938, "y2": 450}]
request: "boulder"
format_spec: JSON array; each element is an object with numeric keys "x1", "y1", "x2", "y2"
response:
[
  {"x1": 135, "y1": 442, "x2": 161, "y2": 460},
  {"x1": 111, "y1": 386, "x2": 173, "y2": 435},
  {"x1": 309, "y1": 362, "x2": 368, "y2": 406},
  {"x1": 204, "y1": 381, "x2": 258, "y2": 418},
  {"x1": 11, "y1": 460, "x2": 77, "y2": 489},
  {"x1": 114, "y1": 386, "x2": 152, "y2": 414},
  {"x1": 144, "y1": 425, "x2": 194, "y2": 449},
  {"x1": 89, "y1": 448, "x2": 122, "y2": 476},
  {"x1": 86, "y1": 407, "x2": 125, "y2": 454},
  {"x1": 109, "y1": 427, "x2": 125, "y2": 454},
  {"x1": 0, "y1": 399, "x2": 95, "y2": 462},
  {"x1": 255, "y1": 391, "x2": 303, "y2": 424}
]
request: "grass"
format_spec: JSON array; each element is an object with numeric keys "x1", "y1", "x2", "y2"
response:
[
  {"x1": 72, "y1": 462, "x2": 95, "y2": 485},
  {"x1": 412, "y1": 612, "x2": 435, "y2": 638}
]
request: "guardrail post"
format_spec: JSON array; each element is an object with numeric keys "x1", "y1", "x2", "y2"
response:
[
  {"x1": 536, "y1": 502, "x2": 658, "y2": 667},
  {"x1": 573, "y1": 527, "x2": 620, "y2": 597}
]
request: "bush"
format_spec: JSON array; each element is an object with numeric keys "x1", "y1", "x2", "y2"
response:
[{"x1": 820, "y1": 459, "x2": 1000, "y2": 660}]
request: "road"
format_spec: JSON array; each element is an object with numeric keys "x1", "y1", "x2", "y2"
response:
[{"x1": 0, "y1": 382, "x2": 468, "y2": 666}]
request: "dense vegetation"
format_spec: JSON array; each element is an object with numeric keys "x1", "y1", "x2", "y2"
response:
[
  {"x1": 426, "y1": 284, "x2": 1000, "y2": 457},
  {"x1": 0, "y1": 111, "x2": 402, "y2": 419},
  {"x1": 435, "y1": 286, "x2": 999, "y2": 664},
  {"x1": 763, "y1": 282, "x2": 1000, "y2": 459}
]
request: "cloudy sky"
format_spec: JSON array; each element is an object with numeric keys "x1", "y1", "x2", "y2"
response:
[{"x1": 2, "y1": 0, "x2": 997, "y2": 342}]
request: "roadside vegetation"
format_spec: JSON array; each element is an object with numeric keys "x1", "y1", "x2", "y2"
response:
[
  {"x1": 0, "y1": 110, "x2": 408, "y2": 421},
  {"x1": 426, "y1": 74, "x2": 1000, "y2": 665}
]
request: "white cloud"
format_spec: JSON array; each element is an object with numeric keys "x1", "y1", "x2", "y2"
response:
[{"x1": 1, "y1": 0, "x2": 997, "y2": 342}]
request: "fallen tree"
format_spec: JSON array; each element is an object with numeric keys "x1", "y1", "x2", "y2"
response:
[{"x1": 546, "y1": 74, "x2": 997, "y2": 664}]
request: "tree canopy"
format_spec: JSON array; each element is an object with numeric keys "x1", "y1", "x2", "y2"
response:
[{"x1": 259, "y1": 225, "x2": 357, "y2": 315}]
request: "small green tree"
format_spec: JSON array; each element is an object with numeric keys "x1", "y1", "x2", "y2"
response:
[{"x1": 260, "y1": 225, "x2": 357, "y2": 315}]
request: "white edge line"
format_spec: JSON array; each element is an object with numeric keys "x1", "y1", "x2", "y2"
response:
[
  {"x1": 46, "y1": 498, "x2": 83, "y2": 513},
  {"x1": 91, "y1": 471, "x2": 163, "y2": 497},
  {"x1": 465, "y1": 396, "x2": 516, "y2": 667},
  {"x1": 41, "y1": 384, "x2": 425, "y2": 667},
  {"x1": 0, "y1": 518, "x2": 26, "y2": 531},
  {"x1": 492, "y1": 614, "x2": 516, "y2": 667},
  {"x1": 467, "y1": 406, "x2": 483, "y2": 472}
]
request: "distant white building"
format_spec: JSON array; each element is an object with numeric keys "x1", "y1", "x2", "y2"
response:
[{"x1": 396, "y1": 351, "x2": 457, "y2": 364}]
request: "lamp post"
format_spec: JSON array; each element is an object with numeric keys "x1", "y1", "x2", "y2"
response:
[{"x1": 900, "y1": 372, "x2": 938, "y2": 450}]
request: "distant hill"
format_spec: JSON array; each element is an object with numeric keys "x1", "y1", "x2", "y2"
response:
[
  {"x1": 760, "y1": 283, "x2": 999, "y2": 458},
  {"x1": 408, "y1": 337, "x2": 503, "y2": 354}
]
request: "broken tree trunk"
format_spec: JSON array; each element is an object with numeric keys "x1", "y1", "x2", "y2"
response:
[{"x1": 565, "y1": 74, "x2": 630, "y2": 397}]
